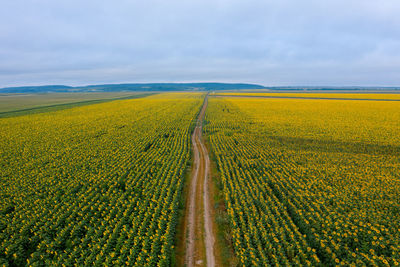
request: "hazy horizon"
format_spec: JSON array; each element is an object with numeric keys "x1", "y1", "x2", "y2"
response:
[
  {"x1": 2, "y1": 82, "x2": 400, "y2": 90},
  {"x1": 1, "y1": 0, "x2": 400, "y2": 87}
]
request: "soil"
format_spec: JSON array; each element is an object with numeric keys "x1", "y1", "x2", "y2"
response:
[{"x1": 185, "y1": 96, "x2": 215, "y2": 267}]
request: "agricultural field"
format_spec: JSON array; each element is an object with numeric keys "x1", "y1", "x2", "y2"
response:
[
  {"x1": 0, "y1": 92, "x2": 152, "y2": 118},
  {"x1": 1, "y1": 91, "x2": 400, "y2": 266},
  {"x1": 205, "y1": 96, "x2": 400, "y2": 266},
  {"x1": 0, "y1": 93, "x2": 203, "y2": 266},
  {"x1": 213, "y1": 92, "x2": 400, "y2": 100}
]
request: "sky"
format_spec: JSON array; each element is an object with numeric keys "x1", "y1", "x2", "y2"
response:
[{"x1": 1, "y1": 0, "x2": 400, "y2": 87}]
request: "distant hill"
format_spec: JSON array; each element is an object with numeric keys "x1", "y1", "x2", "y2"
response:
[
  {"x1": 0, "y1": 83, "x2": 266, "y2": 93},
  {"x1": 0, "y1": 85, "x2": 73, "y2": 93},
  {"x1": 2, "y1": 83, "x2": 399, "y2": 93}
]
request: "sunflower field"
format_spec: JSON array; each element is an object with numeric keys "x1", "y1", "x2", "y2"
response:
[
  {"x1": 205, "y1": 96, "x2": 400, "y2": 266},
  {"x1": 0, "y1": 93, "x2": 203, "y2": 266}
]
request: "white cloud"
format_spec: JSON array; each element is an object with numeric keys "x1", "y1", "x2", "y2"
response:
[{"x1": 1, "y1": 0, "x2": 400, "y2": 87}]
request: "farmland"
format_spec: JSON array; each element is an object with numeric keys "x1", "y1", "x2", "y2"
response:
[
  {"x1": 212, "y1": 92, "x2": 400, "y2": 101},
  {"x1": 1, "y1": 91, "x2": 400, "y2": 266},
  {"x1": 0, "y1": 93, "x2": 203, "y2": 266},
  {"x1": 204, "y1": 96, "x2": 400, "y2": 266},
  {"x1": 0, "y1": 92, "x2": 153, "y2": 118}
]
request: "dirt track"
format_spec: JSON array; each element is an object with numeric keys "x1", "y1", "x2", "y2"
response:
[{"x1": 185, "y1": 96, "x2": 215, "y2": 267}]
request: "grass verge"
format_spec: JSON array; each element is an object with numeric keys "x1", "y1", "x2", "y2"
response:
[
  {"x1": 173, "y1": 98, "x2": 204, "y2": 266},
  {"x1": 173, "y1": 147, "x2": 193, "y2": 266},
  {"x1": 203, "y1": 136, "x2": 238, "y2": 266}
]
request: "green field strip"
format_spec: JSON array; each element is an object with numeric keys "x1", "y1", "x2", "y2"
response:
[{"x1": 0, "y1": 93, "x2": 155, "y2": 118}]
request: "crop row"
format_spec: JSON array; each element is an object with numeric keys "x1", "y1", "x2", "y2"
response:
[
  {"x1": 0, "y1": 93, "x2": 203, "y2": 266},
  {"x1": 205, "y1": 97, "x2": 400, "y2": 266}
]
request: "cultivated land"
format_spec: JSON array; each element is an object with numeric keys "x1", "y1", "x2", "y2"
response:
[
  {"x1": 1, "y1": 91, "x2": 399, "y2": 266},
  {"x1": 0, "y1": 93, "x2": 203, "y2": 266},
  {"x1": 204, "y1": 95, "x2": 400, "y2": 266},
  {"x1": 0, "y1": 92, "x2": 153, "y2": 117},
  {"x1": 212, "y1": 92, "x2": 400, "y2": 101}
]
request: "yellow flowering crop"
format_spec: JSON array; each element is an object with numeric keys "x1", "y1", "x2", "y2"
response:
[
  {"x1": 215, "y1": 92, "x2": 400, "y2": 100},
  {"x1": 205, "y1": 96, "x2": 400, "y2": 266},
  {"x1": 0, "y1": 93, "x2": 204, "y2": 266}
]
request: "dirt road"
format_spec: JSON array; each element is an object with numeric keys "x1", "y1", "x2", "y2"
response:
[{"x1": 185, "y1": 95, "x2": 215, "y2": 267}]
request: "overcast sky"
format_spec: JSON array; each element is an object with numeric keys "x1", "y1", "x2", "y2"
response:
[{"x1": 1, "y1": 0, "x2": 400, "y2": 87}]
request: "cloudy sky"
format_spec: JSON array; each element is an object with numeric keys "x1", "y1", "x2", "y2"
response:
[{"x1": 1, "y1": 0, "x2": 400, "y2": 87}]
